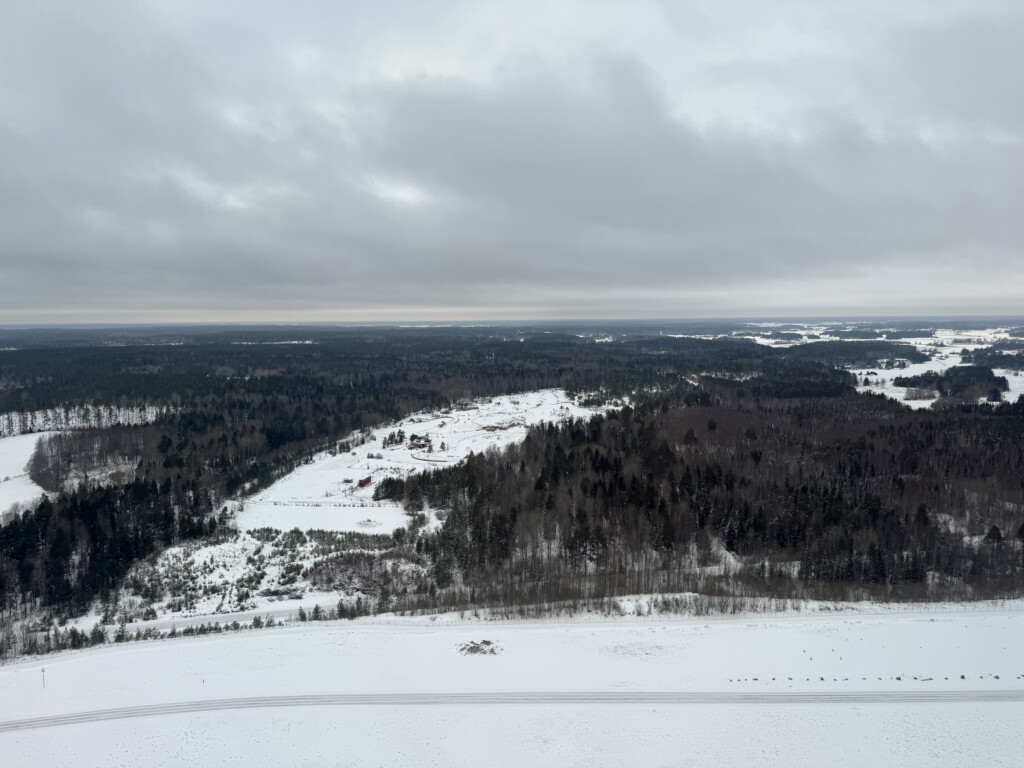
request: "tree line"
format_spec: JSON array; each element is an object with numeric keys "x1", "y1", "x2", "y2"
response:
[{"x1": 378, "y1": 385, "x2": 1024, "y2": 612}]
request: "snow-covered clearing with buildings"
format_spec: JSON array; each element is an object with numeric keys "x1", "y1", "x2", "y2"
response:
[{"x1": 239, "y1": 388, "x2": 603, "y2": 532}]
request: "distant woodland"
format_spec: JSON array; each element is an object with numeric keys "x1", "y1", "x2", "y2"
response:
[
  {"x1": 1, "y1": 325, "x2": 1023, "y2": 637},
  {"x1": 397, "y1": 389, "x2": 1024, "y2": 612}
]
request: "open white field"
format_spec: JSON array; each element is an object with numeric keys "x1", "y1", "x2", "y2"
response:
[
  {"x1": 853, "y1": 350, "x2": 966, "y2": 410},
  {"x1": 2, "y1": 606, "x2": 1023, "y2": 766},
  {"x1": 1001, "y1": 368, "x2": 1024, "y2": 403},
  {"x1": 0, "y1": 432, "x2": 55, "y2": 514},
  {"x1": 848, "y1": 327, "x2": 1016, "y2": 409},
  {"x1": 667, "y1": 323, "x2": 1023, "y2": 410},
  {"x1": 239, "y1": 388, "x2": 605, "y2": 532}
]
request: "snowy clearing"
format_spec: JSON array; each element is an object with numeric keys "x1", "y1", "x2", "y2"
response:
[
  {"x1": 664, "y1": 322, "x2": 1022, "y2": 410},
  {"x1": 998, "y1": 368, "x2": 1024, "y2": 403},
  {"x1": 239, "y1": 389, "x2": 607, "y2": 532},
  {"x1": 2, "y1": 605, "x2": 1023, "y2": 766},
  {"x1": 852, "y1": 351, "x2": 965, "y2": 409},
  {"x1": 848, "y1": 326, "x2": 1016, "y2": 409},
  {"x1": 0, "y1": 432, "x2": 55, "y2": 514}
]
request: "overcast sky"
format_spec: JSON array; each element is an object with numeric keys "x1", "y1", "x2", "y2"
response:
[{"x1": 1, "y1": 1, "x2": 1022, "y2": 323}]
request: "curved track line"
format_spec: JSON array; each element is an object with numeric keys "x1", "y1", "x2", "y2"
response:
[{"x1": 2, "y1": 690, "x2": 1022, "y2": 732}]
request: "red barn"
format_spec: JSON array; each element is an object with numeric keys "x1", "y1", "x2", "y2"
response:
[{"x1": 358, "y1": 476, "x2": 372, "y2": 488}]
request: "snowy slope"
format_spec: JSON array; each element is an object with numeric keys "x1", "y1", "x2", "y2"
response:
[
  {"x1": 2, "y1": 606, "x2": 1023, "y2": 767},
  {"x1": 0, "y1": 432, "x2": 55, "y2": 514},
  {"x1": 998, "y1": 368, "x2": 1024, "y2": 404},
  {"x1": 239, "y1": 389, "x2": 604, "y2": 532}
]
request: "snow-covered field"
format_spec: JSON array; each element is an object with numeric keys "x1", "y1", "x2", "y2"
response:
[
  {"x1": 663, "y1": 323, "x2": 1023, "y2": 410},
  {"x1": 3, "y1": 605, "x2": 1023, "y2": 766},
  {"x1": 0, "y1": 432, "x2": 55, "y2": 514},
  {"x1": 853, "y1": 349, "x2": 965, "y2": 410},
  {"x1": 240, "y1": 389, "x2": 603, "y2": 532},
  {"x1": 3, "y1": 375, "x2": 1024, "y2": 764},
  {"x1": 844, "y1": 327, "x2": 1016, "y2": 409},
  {"x1": 1000, "y1": 368, "x2": 1024, "y2": 403}
]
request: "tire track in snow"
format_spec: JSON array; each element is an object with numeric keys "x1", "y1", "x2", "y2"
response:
[{"x1": 3, "y1": 690, "x2": 1023, "y2": 732}]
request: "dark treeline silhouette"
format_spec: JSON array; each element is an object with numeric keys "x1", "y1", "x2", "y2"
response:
[{"x1": 0, "y1": 478, "x2": 216, "y2": 619}]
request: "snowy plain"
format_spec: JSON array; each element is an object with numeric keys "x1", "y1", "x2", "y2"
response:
[
  {"x1": 2, "y1": 605, "x2": 1023, "y2": 766},
  {"x1": 848, "y1": 328, "x2": 1014, "y2": 409},
  {"x1": 721, "y1": 323, "x2": 1020, "y2": 410},
  {"x1": 239, "y1": 388, "x2": 604, "y2": 532},
  {"x1": 0, "y1": 431, "x2": 54, "y2": 514},
  {"x1": 662, "y1": 323, "x2": 1023, "y2": 410}
]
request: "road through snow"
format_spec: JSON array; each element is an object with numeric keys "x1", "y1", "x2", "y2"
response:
[
  {"x1": 3, "y1": 690, "x2": 1022, "y2": 732},
  {"x1": 4, "y1": 611, "x2": 1024, "y2": 766}
]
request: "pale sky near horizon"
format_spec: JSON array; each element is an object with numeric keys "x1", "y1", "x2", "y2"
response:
[{"x1": 1, "y1": 1, "x2": 1022, "y2": 323}]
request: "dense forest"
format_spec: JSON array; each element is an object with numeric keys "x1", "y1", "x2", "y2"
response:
[
  {"x1": 1, "y1": 324, "x2": 1023, "y2": 641},
  {"x1": 368, "y1": 386, "x2": 1024, "y2": 612}
]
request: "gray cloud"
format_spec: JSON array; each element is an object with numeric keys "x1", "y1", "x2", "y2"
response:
[{"x1": 1, "y1": 0, "x2": 1022, "y2": 322}]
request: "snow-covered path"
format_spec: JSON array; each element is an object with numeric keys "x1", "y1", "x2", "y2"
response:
[
  {"x1": 3, "y1": 689, "x2": 1023, "y2": 733},
  {"x1": 3, "y1": 607, "x2": 1023, "y2": 766}
]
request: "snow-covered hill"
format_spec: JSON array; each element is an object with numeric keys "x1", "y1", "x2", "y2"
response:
[{"x1": 239, "y1": 388, "x2": 608, "y2": 532}]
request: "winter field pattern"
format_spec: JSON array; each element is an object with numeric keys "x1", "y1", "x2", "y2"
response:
[
  {"x1": 239, "y1": 388, "x2": 605, "y2": 531},
  {"x1": 2, "y1": 604, "x2": 1023, "y2": 767}
]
